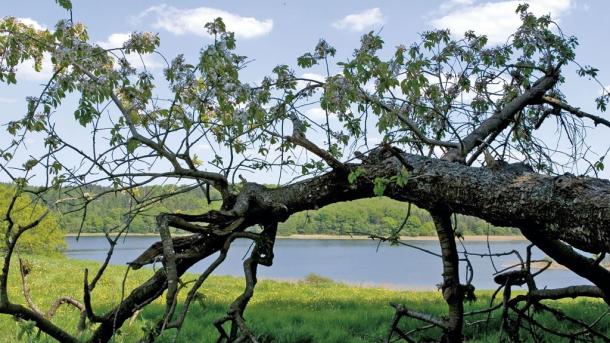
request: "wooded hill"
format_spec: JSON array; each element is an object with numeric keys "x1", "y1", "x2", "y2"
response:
[{"x1": 39, "y1": 185, "x2": 518, "y2": 236}]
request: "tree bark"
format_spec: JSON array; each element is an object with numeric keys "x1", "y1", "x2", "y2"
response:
[
  {"x1": 89, "y1": 148, "x2": 610, "y2": 342},
  {"x1": 267, "y1": 149, "x2": 610, "y2": 254},
  {"x1": 89, "y1": 234, "x2": 226, "y2": 342},
  {"x1": 431, "y1": 209, "x2": 464, "y2": 342}
]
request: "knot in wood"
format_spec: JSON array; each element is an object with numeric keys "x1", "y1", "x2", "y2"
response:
[
  {"x1": 553, "y1": 173, "x2": 586, "y2": 195},
  {"x1": 441, "y1": 280, "x2": 462, "y2": 303}
]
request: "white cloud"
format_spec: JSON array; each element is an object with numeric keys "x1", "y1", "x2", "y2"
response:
[
  {"x1": 367, "y1": 136, "x2": 382, "y2": 144},
  {"x1": 305, "y1": 107, "x2": 326, "y2": 120},
  {"x1": 97, "y1": 33, "x2": 131, "y2": 49},
  {"x1": 96, "y1": 33, "x2": 162, "y2": 70},
  {"x1": 138, "y1": 5, "x2": 273, "y2": 39},
  {"x1": 16, "y1": 17, "x2": 46, "y2": 31},
  {"x1": 11, "y1": 18, "x2": 54, "y2": 81},
  {"x1": 332, "y1": 8, "x2": 384, "y2": 32},
  {"x1": 301, "y1": 73, "x2": 325, "y2": 83},
  {"x1": 16, "y1": 52, "x2": 54, "y2": 81},
  {"x1": 430, "y1": 0, "x2": 572, "y2": 44},
  {"x1": 438, "y1": 0, "x2": 476, "y2": 13}
]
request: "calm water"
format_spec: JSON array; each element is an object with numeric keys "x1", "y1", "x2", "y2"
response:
[{"x1": 65, "y1": 236, "x2": 588, "y2": 290}]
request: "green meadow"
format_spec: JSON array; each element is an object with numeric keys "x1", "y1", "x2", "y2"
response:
[{"x1": 0, "y1": 256, "x2": 608, "y2": 342}]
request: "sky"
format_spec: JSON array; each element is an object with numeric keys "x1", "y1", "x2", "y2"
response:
[
  {"x1": 4, "y1": 0, "x2": 604, "y2": 83},
  {"x1": 2, "y1": 0, "x2": 610, "y2": 183}
]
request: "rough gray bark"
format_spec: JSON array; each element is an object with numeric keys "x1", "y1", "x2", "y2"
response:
[
  {"x1": 268, "y1": 149, "x2": 610, "y2": 254},
  {"x1": 431, "y1": 209, "x2": 464, "y2": 343},
  {"x1": 87, "y1": 147, "x2": 610, "y2": 342}
]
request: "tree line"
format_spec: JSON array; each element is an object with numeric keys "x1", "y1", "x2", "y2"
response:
[
  {"x1": 0, "y1": 181, "x2": 517, "y2": 257},
  {"x1": 35, "y1": 184, "x2": 518, "y2": 236}
]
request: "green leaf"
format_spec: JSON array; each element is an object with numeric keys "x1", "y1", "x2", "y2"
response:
[
  {"x1": 51, "y1": 161, "x2": 63, "y2": 174},
  {"x1": 348, "y1": 167, "x2": 365, "y2": 184},
  {"x1": 373, "y1": 177, "x2": 388, "y2": 197},
  {"x1": 126, "y1": 138, "x2": 140, "y2": 154},
  {"x1": 192, "y1": 154, "x2": 203, "y2": 167},
  {"x1": 297, "y1": 53, "x2": 316, "y2": 68},
  {"x1": 23, "y1": 159, "x2": 38, "y2": 171},
  {"x1": 395, "y1": 167, "x2": 410, "y2": 187},
  {"x1": 55, "y1": 0, "x2": 72, "y2": 10}
]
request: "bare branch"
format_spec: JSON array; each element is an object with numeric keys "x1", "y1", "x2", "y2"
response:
[{"x1": 541, "y1": 95, "x2": 610, "y2": 129}]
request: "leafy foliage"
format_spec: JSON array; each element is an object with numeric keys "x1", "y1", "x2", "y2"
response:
[
  {"x1": 39, "y1": 184, "x2": 516, "y2": 236},
  {"x1": 0, "y1": 185, "x2": 65, "y2": 256},
  {"x1": 0, "y1": 3, "x2": 606, "y2": 342}
]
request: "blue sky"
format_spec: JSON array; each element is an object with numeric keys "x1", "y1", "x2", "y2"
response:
[
  {"x1": 2, "y1": 0, "x2": 610, "y2": 183},
  {"x1": 4, "y1": 0, "x2": 606, "y2": 89}
]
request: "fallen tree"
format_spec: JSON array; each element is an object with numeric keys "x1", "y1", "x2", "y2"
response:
[{"x1": 1, "y1": 2, "x2": 609, "y2": 342}]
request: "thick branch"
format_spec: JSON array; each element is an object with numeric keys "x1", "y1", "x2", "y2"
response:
[
  {"x1": 521, "y1": 228, "x2": 610, "y2": 302},
  {"x1": 445, "y1": 73, "x2": 558, "y2": 160},
  {"x1": 510, "y1": 285, "x2": 604, "y2": 303},
  {"x1": 0, "y1": 303, "x2": 79, "y2": 343},
  {"x1": 287, "y1": 135, "x2": 345, "y2": 171},
  {"x1": 390, "y1": 302, "x2": 448, "y2": 329},
  {"x1": 259, "y1": 149, "x2": 610, "y2": 253},
  {"x1": 274, "y1": 112, "x2": 346, "y2": 171},
  {"x1": 88, "y1": 147, "x2": 610, "y2": 342}
]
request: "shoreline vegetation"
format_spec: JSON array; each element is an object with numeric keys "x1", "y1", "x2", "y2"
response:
[
  {"x1": 36, "y1": 184, "x2": 520, "y2": 237},
  {"x1": 65, "y1": 232, "x2": 526, "y2": 241}
]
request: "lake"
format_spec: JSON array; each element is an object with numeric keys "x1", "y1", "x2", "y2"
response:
[{"x1": 65, "y1": 236, "x2": 589, "y2": 290}]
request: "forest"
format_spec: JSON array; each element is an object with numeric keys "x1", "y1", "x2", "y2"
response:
[{"x1": 28, "y1": 184, "x2": 518, "y2": 236}]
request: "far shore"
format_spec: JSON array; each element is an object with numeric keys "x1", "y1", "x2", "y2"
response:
[
  {"x1": 282, "y1": 234, "x2": 526, "y2": 241},
  {"x1": 65, "y1": 232, "x2": 526, "y2": 241}
]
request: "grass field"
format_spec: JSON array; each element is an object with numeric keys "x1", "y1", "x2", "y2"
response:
[{"x1": 0, "y1": 256, "x2": 608, "y2": 342}]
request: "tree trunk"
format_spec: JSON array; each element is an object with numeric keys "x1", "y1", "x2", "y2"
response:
[
  {"x1": 431, "y1": 209, "x2": 464, "y2": 342},
  {"x1": 90, "y1": 148, "x2": 610, "y2": 341},
  {"x1": 249, "y1": 150, "x2": 610, "y2": 254}
]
